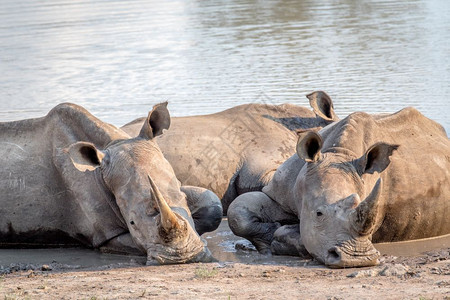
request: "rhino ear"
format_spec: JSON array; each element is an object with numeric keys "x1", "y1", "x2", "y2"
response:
[
  {"x1": 139, "y1": 102, "x2": 171, "y2": 139},
  {"x1": 355, "y1": 143, "x2": 399, "y2": 175},
  {"x1": 307, "y1": 91, "x2": 338, "y2": 122},
  {"x1": 67, "y1": 142, "x2": 105, "y2": 172},
  {"x1": 296, "y1": 131, "x2": 323, "y2": 162}
]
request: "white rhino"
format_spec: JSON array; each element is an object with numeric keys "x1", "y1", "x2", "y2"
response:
[
  {"x1": 228, "y1": 107, "x2": 450, "y2": 268},
  {"x1": 0, "y1": 103, "x2": 222, "y2": 264}
]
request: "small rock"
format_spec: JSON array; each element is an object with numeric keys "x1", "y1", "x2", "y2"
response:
[
  {"x1": 262, "y1": 271, "x2": 270, "y2": 278},
  {"x1": 347, "y1": 269, "x2": 379, "y2": 278},
  {"x1": 379, "y1": 264, "x2": 409, "y2": 277},
  {"x1": 436, "y1": 281, "x2": 450, "y2": 287},
  {"x1": 431, "y1": 267, "x2": 442, "y2": 275},
  {"x1": 213, "y1": 262, "x2": 226, "y2": 269},
  {"x1": 41, "y1": 264, "x2": 52, "y2": 271},
  {"x1": 27, "y1": 271, "x2": 35, "y2": 278},
  {"x1": 235, "y1": 241, "x2": 257, "y2": 251}
]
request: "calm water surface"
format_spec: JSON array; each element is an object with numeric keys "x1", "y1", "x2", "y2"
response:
[{"x1": 0, "y1": 0, "x2": 449, "y2": 132}]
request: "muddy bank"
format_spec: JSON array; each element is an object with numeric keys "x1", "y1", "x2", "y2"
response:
[
  {"x1": 1, "y1": 248, "x2": 449, "y2": 299},
  {"x1": 1, "y1": 220, "x2": 449, "y2": 299}
]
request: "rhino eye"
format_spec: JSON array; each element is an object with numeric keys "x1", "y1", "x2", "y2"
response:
[{"x1": 316, "y1": 210, "x2": 323, "y2": 217}]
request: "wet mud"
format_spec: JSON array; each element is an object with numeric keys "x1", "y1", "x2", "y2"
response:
[{"x1": 1, "y1": 219, "x2": 449, "y2": 274}]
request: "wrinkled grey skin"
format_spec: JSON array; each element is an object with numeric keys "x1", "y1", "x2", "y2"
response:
[
  {"x1": 0, "y1": 103, "x2": 220, "y2": 264},
  {"x1": 122, "y1": 91, "x2": 338, "y2": 214},
  {"x1": 228, "y1": 107, "x2": 450, "y2": 268}
]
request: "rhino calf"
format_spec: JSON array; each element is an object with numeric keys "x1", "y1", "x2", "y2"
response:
[
  {"x1": 228, "y1": 107, "x2": 450, "y2": 268},
  {"x1": 0, "y1": 103, "x2": 222, "y2": 264}
]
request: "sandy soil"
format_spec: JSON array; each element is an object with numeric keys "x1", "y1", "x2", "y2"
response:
[{"x1": 1, "y1": 248, "x2": 449, "y2": 300}]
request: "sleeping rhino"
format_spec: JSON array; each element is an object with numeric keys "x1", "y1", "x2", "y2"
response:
[
  {"x1": 0, "y1": 102, "x2": 221, "y2": 264},
  {"x1": 228, "y1": 107, "x2": 450, "y2": 268},
  {"x1": 121, "y1": 91, "x2": 338, "y2": 213}
]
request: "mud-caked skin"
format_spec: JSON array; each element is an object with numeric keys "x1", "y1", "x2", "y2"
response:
[
  {"x1": 122, "y1": 91, "x2": 338, "y2": 214},
  {"x1": 0, "y1": 103, "x2": 221, "y2": 264},
  {"x1": 228, "y1": 107, "x2": 450, "y2": 268}
]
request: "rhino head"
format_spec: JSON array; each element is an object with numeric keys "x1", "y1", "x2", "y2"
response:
[
  {"x1": 295, "y1": 131, "x2": 398, "y2": 268},
  {"x1": 65, "y1": 103, "x2": 213, "y2": 264}
]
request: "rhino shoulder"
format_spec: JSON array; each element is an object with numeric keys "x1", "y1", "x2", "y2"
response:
[
  {"x1": 262, "y1": 154, "x2": 304, "y2": 214},
  {"x1": 46, "y1": 102, "x2": 90, "y2": 118},
  {"x1": 46, "y1": 103, "x2": 128, "y2": 143}
]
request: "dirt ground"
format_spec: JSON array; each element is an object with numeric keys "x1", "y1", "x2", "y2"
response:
[{"x1": 1, "y1": 248, "x2": 449, "y2": 300}]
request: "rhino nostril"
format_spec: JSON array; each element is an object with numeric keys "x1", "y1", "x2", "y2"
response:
[{"x1": 327, "y1": 247, "x2": 341, "y2": 262}]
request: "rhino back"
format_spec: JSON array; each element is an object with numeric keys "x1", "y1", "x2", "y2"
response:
[
  {"x1": 321, "y1": 107, "x2": 450, "y2": 241},
  {"x1": 157, "y1": 104, "x2": 299, "y2": 199}
]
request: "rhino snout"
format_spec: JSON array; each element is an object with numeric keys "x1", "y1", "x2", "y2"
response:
[
  {"x1": 325, "y1": 247, "x2": 342, "y2": 266},
  {"x1": 147, "y1": 245, "x2": 216, "y2": 265},
  {"x1": 186, "y1": 246, "x2": 217, "y2": 263},
  {"x1": 324, "y1": 244, "x2": 380, "y2": 268}
]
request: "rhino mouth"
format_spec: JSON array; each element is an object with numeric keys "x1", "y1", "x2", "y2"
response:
[
  {"x1": 147, "y1": 243, "x2": 215, "y2": 265},
  {"x1": 324, "y1": 239, "x2": 380, "y2": 268}
]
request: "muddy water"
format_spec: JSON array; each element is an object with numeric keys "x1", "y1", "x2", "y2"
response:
[
  {"x1": 204, "y1": 219, "x2": 307, "y2": 266},
  {"x1": 0, "y1": 248, "x2": 145, "y2": 270},
  {"x1": 0, "y1": 220, "x2": 304, "y2": 269},
  {"x1": 375, "y1": 233, "x2": 450, "y2": 257},
  {"x1": 1, "y1": 219, "x2": 449, "y2": 269},
  {"x1": 206, "y1": 220, "x2": 450, "y2": 262}
]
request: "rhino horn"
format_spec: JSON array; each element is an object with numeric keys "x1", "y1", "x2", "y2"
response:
[
  {"x1": 351, "y1": 178, "x2": 383, "y2": 236},
  {"x1": 148, "y1": 175, "x2": 182, "y2": 232}
]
